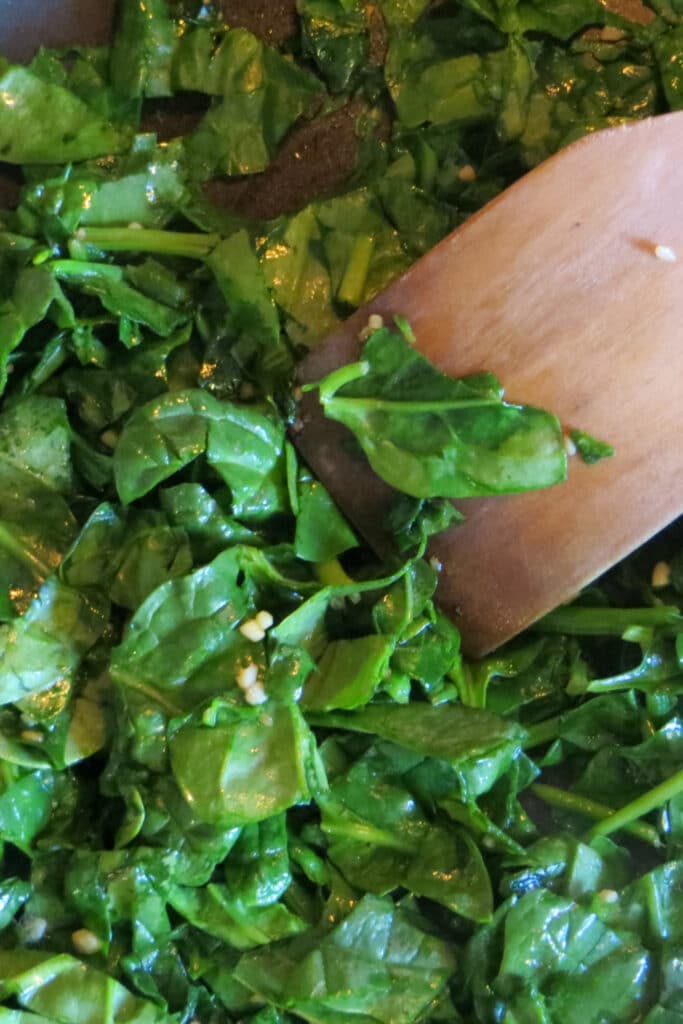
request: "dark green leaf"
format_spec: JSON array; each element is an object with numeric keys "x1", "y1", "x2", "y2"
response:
[
  {"x1": 570, "y1": 428, "x2": 615, "y2": 465},
  {"x1": 0, "y1": 65, "x2": 133, "y2": 164},
  {"x1": 169, "y1": 703, "x2": 317, "y2": 826},
  {"x1": 181, "y1": 28, "x2": 321, "y2": 179},
  {"x1": 110, "y1": 0, "x2": 176, "y2": 98},
  {"x1": 0, "y1": 577, "x2": 108, "y2": 706},
  {"x1": 297, "y1": 0, "x2": 370, "y2": 93},
  {"x1": 313, "y1": 327, "x2": 566, "y2": 498},
  {"x1": 235, "y1": 894, "x2": 455, "y2": 1024},
  {"x1": 114, "y1": 389, "x2": 284, "y2": 506},
  {"x1": 294, "y1": 471, "x2": 358, "y2": 563}
]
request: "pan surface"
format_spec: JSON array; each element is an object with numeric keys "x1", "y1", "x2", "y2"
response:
[{"x1": 0, "y1": 0, "x2": 115, "y2": 61}]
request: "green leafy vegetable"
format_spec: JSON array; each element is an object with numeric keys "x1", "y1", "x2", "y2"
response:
[
  {"x1": 180, "y1": 27, "x2": 322, "y2": 179},
  {"x1": 0, "y1": 1, "x2": 681, "y2": 1021},
  {"x1": 311, "y1": 325, "x2": 567, "y2": 498},
  {"x1": 570, "y1": 428, "x2": 615, "y2": 465},
  {"x1": 0, "y1": 65, "x2": 133, "y2": 164}
]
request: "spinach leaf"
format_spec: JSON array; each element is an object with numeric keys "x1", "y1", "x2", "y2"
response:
[
  {"x1": 312, "y1": 702, "x2": 524, "y2": 800},
  {"x1": 224, "y1": 815, "x2": 291, "y2": 906},
  {"x1": 321, "y1": 741, "x2": 493, "y2": 920},
  {"x1": 0, "y1": 577, "x2": 108, "y2": 707},
  {"x1": 110, "y1": 0, "x2": 176, "y2": 98},
  {"x1": 462, "y1": 0, "x2": 609, "y2": 38},
  {"x1": 235, "y1": 894, "x2": 455, "y2": 1024},
  {"x1": 293, "y1": 467, "x2": 358, "y2": 563},
  {"x1": 297, "y1": 0, "x2": 370, "y2": 93},
  {"x1": 167, "y1": 882, "x2": 306, "y2": 948},
  {"x1": 0, "y1": 949, "x2": 174, "y2": 1022},
  {"x1": 0, "y1": 269, "x2": 73, "y2": 392},
  {"x1": 19, "y1": 138, "x2": 187, "y2": 237},
  {"x1": 169, "y1": 703, "x2": 318, "y2": 826},
  {"x1": 0, "y1": 463, "x2": 76, "y2": 616},
  {"x1": 302, "y1": 635, "x2": 395, "y2": 710},
  {"x1": 109, "y1": 510, "x2": 193, "y2": 611},
  {"x1": 570, "y1": 428, "x2": 615, "y2": 465},
  {"x1": 111, "y1": 547, "x2": 257, "y2": 717},
  {"x1": 114, "y1": 389, "x2": 284, "y2": 506},
  {"x1": 0, "y1": 65, "x2": 133, "y2": 164},
  {"x1": 181, "y1": 28, "x2": 322, "y2": 179},
  {"x1": 0, "y1": 773, "x2": 62, "y2": 853},
  {"x1": 258, "y1": 208, "x2": 341, "y2": 348},
  {"x1": 385, "y1": 28, "x2": 505, "y2": 129},
  {"x1": 656, "y1": 26, "x2": 683, "y2": 110},
  {"x1": 312, "y1": 326, "x2": 566, "y2": 498},
  {"x1": 160, "y1": 484, "x2": 256, "y2": 560},
  {"x1": 52, "y1": 260, "x2": 189, "y2": 338},
  {"x1": 206, "y1": 231, "x2": 289, "y2": 383}
]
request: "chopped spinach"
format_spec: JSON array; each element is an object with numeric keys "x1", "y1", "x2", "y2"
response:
[{"x1": 0, "y1": 1, "x2": 681, "y2": 1022}]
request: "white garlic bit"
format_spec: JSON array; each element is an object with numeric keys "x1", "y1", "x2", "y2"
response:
[
  {"x1": 239, "y1": 619, "x2": 266, "y2": 643},
  {"x1": 72, "y1": 928, "x2": 103, "y2": 955},
  {"x1": 255, "y1": 610, "x2": 274, "y2": 631},
  {"x1": 654, "y1": 244, "x2": 677, "y2": 263},
  {"x1": 651, "y1": 561, "x2": 671, "y2": 589}
]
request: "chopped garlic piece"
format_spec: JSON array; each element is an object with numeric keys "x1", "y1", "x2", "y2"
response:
[
  {"x1": 236, "y1": 662, "x2": 259, "y2": 692},
  {"x1": 358, "y1": 313, "x2": 385, "y2": 341},
  {"x1": 651, "y1": 561, "x2": 671, "y2": 589},
  {"x1": 239, "y1": 619, "x2": 266, "y2": 643},
  {"x1": 654, "y1": 244, "x2": 677, "y2": 263},
  {"x1": 255, "y1": 610, "x2": 274, "y2": 631},
  {"x1": 457, "y1": 164, "x2": 477, "y2": 183},
  {"x1": 72, "y1": 928, "x2": 103, "y2": 955},
  {"x1": 100, "y1": 429, "x2": 119, "y2": 449},
  {"x1": 563, "y1": 434, "x2": 577, "y2": 457},
  {"x1": 20, "y1": 729, "x2": 44, "y2": 744},
  {"x1": 19, "y1": 915, "x2": 48, "y2": 944},
  {"x1": 245, "y1": 682, "x2": 268, "y2": 705}
]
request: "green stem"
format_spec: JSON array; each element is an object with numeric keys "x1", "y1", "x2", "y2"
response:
[
  {"x1": 523, "y1": 716, "x2": 562, "y2": 750},
  {"x1": 74, "y1": 227, "x2": 219, "y2": 259},
  {"x1": 531, "y1": 782, "x2": 661, "y2": 847},
  {"x1": 338, "y1": 234, "x2": 374, "y2": 308},
  {"x1": 325, "y1": 396, "x2": 500, "y2": 415},
  {"x1": 322, "y1": 817, "x2": 414, "y2": 853},
  {"x1": 587, "y1": 768, "x2": 683, "y2": 843},
  {"x1": 447, "y1": 664, "x2": 487, "y2": 709},
  {"x1": 50, "y1": 259, "x2": 123, "y2": 282},
  {"x1": 304, "y1": 359, "x2": 370, "y2": 403},
  {"x1": 315, "y1": 558, "x2": 356, "y2": 588},
  {"x1": 535, "y1": 605, "x2": 683, "y2": 636}
]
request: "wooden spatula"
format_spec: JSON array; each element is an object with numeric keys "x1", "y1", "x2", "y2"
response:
[{"x1": 294, "y1": 112, "x2": 683, "y2": 658}]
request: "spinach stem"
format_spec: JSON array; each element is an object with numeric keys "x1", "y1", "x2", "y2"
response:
[
  {"x1": 322, "y1": 816, "x2": 414, "y2": 853},
  {"x1": 74, "y1": 227, "x2": 219, "y2": 259},
  {"x1": 523, "y1": 716, "x2": 562, "y2": 750},
  {"x1": 50, "y1": 259, "x2": 123, "y2": 282},
  {"x1": 338, "y1": 234, "x2": 374, "y2": 308},
  {"x1": 531, "y1": 782, "x2": 661, "y2": 847},
  {"x1": 305, "y1": 359, "x2": 370, "y2": 402},
  {"x1": 316, "y1": 558, "x2": 355, "y2": 588},
  {"x1": 325, "y1": 396, "x2": 500, "y2": 414},
  {"x1": 535, "y1": 606, "x2": 683, "y2": 636},
  {"x1": 587, "y1": 768, "x2": 683, "y2": 843}
]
